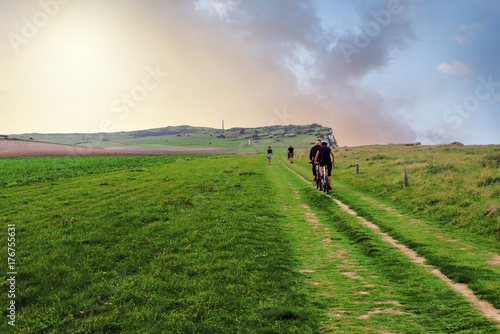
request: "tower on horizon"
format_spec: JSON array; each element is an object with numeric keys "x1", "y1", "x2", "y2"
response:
[{"x1": 222, "y1": 120, "x2": 224, "y2": 131}]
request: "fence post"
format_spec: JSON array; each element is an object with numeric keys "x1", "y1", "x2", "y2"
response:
[
  {"x1": 355, "y1": 164, "x2": 359, "y2": 175},
  {"x1": 403, "y1": 172, "x2": 408, "y2": 188}
]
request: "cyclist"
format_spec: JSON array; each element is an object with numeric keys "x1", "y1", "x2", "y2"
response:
[
  {"x1": 314, "y1": 141, "x2": 334, "y2": 189},
  {"x1": 266, "y1": 146, "x2": 273, "y2": 165},
  {"x1": 287, "y1": 145, "x2": 295, "y2": 163},
  {"x1": 309, "y1": 141, "x2": 321, "y2": 180}
]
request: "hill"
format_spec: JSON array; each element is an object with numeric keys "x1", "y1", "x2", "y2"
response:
[{"x1": 8, "y1": 124, "x2": 339, "y2": 153}]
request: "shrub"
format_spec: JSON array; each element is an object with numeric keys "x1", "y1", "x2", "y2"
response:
[
  {"x1": 426, "y1": 164, "x2": 457, "y2": 174},
  {"x1": 369, "y1": 154, "x2": 391, "y2": 161},
  {"x1": 482, "y1": 153, "x2": 500, "y2": 168},
  {"x1": 478, "y1": 176, "x2": 500, "y2": 187}
]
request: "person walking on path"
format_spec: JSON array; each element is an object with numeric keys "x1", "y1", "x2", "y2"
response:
[
  {"x1": 287, "y1": 145, "x2": 295, "y2": 163},
  {"x1": 267, "y1": 146, "x2": 273, "y2": 165},
  {"x1": 309, "y1": 141, "x2": 321, "y2": 180}
]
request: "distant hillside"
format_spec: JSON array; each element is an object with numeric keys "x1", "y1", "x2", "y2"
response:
[{"x1": 10, "y1": 124, "x2": 338, "y2": 152}]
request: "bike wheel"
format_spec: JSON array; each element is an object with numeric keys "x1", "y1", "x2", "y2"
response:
[{"x1": 315, "y1": 168, "x2": 321, "y2": 190}]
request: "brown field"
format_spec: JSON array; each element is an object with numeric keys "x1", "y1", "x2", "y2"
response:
[{"x1": 0, "y1": 140, "x2": 243, "y2": 157}]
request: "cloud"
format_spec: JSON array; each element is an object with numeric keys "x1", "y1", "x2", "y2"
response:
[
  {"x1": 455, "y1": 22, "x2": 482, "y2": 44},
  {"x1": 455, "y1": 36, "x2": 468, "y2": 44},
  {"x1": 459, "y1": 22, "x2": 482, "y2": 32},
  {"x1": 437, "y1": 61, "x2": 472, "y2": 80},
  {"x1": 0, "y1": 0, "x2": 451, "y2": 145},
  {"x1": 297, "y1": 0, "x2": 416, "y2": 86},
  {"x1": 137, "y1": 0, "x2": 419, "y2": 144}
]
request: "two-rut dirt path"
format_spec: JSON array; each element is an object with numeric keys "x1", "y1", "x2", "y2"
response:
[
  {"x1": 272, "y1": 165, "x2": 414, "y2": 332},
  {"x1": 276, "y1": 160, "x2": 500, "y2": 330}
]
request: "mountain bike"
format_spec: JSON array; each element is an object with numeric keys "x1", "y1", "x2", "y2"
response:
[
  {"x1": 309, "y1": 162, "x2": 322, "y2": 190},
  {"x1": 315, "y1": 164, "x2": 322, "y2": 191},
  {"x1": 320, "y1": 165, "x2": 330, "y2": 194}
]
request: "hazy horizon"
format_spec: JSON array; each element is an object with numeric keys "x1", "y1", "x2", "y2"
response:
[{"x1": 1, "y1": 0, "x2": 500, "y2": 146}]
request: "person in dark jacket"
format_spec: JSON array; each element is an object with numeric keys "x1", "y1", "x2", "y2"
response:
[
  {"x1": 309, "y1": 141, "x2": 321, "y2": 180},
  {"x1": 287, "y1": 145, "x2": 295, "y2": 163}
]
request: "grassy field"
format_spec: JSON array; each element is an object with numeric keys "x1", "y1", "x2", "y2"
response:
[
  {"x1": 291, "y1": 144, "x2": 500, "y2": 312},
  {"x1": 1, "y1": 155, "x2": 320, "y2": 333},
  {"x1": 1, "y1": 148, "x2": 499, "y2": 333},
  {"x1": 313, "y1": 143, "x2": 500, "y2": 241},
  {"x1": 0, "y1": 155, "x2": 208, "y2": 188},
  {"x1": 11, "y1": 124, "x2": 336, "y2": 153}
]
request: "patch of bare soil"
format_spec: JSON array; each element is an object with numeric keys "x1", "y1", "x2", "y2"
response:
[
  {"x1": 0, "y1": 140, "x2": 247, "y2": 157},
  {"x1": 429, "y1": 268, "x2": 500, "y2": 322},
  {"x1": 329, "y1": 250, "x2": 349, "y2": 259},
  {"x1": 225, "y1": 132, "x2": 244, "y2": 139},
  {"x1": 326, "y1": 309, "x2": 345, "y2": 318},
  {"x1": 341, "y1": 272, "x2": 363, "y2": 280},
  {"x1": 358, "y1": 308, "x2": 408, "y2": 320},
  {"x1": 436, "y1": 236, "x2": 457, "y2": 242},
  {"x1": 487, "y1": 253, "x2": 500, "y2": 266},
  {"x1": 375, "y1": 301, "x2": 402, "y2": 306},
  {"x1": 306, "y1": 281, "x2": 320, "y2": 286}
]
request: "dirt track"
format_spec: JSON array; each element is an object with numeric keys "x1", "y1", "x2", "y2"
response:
[
  {"x1": 0, "y1": 140, "x2": 244, "y2": 157},
  {"x1": 281, "y1": 162, "x2": 500, "y2": 325}
]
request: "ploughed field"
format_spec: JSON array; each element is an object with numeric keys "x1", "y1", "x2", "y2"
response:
[
  {"x1": 0, "y1": 139, "x2": 241, "y2": 157},
  {"x1": 0, "y1": 144, "x2": 499, "y2": 333}
]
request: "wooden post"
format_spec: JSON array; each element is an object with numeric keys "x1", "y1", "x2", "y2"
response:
[
  {"x1": 403, "y1": 172, "x2": 408, "y2": 188},
  {"x1": 355, "y1": 164, "x2": 359, "y2": 175}
]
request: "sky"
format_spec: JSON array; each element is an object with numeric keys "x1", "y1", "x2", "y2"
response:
[{"x1": 0, "y1": 0, "x2": 499, "y2": 146}]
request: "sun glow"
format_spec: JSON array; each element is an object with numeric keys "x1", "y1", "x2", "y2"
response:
[
  {"x1": 54, "y1": 41, "x2": 102, "y2": 82},
  {"x1": 3, "y1": 2, "x2": 166, "y2": 131}
]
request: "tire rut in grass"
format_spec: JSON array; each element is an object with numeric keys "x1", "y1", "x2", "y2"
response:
[
  {"x1": 281, "y1": 161, "x2": 500, "y2": 325},
  {"x1": 333, "y1": 196, "x2": 500, "y2": 324},
  {"x1": 278, "y1": 176, "x2": 413, "y2": 332}
]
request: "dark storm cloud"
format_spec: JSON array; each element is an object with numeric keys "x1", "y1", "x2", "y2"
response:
[{"x1": 324, "y1": 0, "x2": 416, "y2": 80}]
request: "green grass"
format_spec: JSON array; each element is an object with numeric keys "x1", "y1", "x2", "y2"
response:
[
  {"x1": 288, "y1": 145, "x2": 500, "y2": 312},
  {"x1": 1, "y1": 151, "x2": 499, "y2": 333},
  {"x1": 0, "y1": 155, "x2": 320, "y2": 333},
  {"x1": 297, "y1": 143, "x2": 500, "y2": 241},
  {"x1": 0, "y1": 155, "x2": 214, "y2": 188},
  {"x1": 302, "y1": 189, "x2": 495, "y2": 333},
  {"x1": 267, "y1": 156, "x2": 499, "y2": 332}
]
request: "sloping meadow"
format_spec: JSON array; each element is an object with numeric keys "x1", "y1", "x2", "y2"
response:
[
  {"x1": 331, "y1": 144, "x2": 500, "y2": 241},
  {"x1": 0, "y1": 155, "x2": 318, "y2": 333}
]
